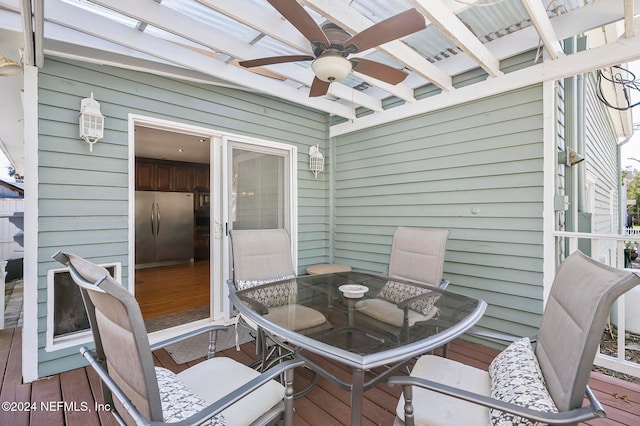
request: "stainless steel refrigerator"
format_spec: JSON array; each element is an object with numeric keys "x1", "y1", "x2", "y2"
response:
[{"x1": 135, "y1": 191, "x2": 194, "y2": 265}]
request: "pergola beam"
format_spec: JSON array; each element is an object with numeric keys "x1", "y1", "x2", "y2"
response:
[
  {"x1": 410, "y1": 0, "x2": 502, "y2": 77},
  {"x1": 44, "y1": 0, "x2": 356, "y2": 119},
  {"x1": 301, "y1": 0, "x2": 454, "y2": 93},
  {"x1": 521, "y1": 0, "x2": 565, "y2": 60},
  {"x1": 90, "y1": 0, "x2": 380, "y2": 110},
  {"x1": 331, "y1": 29, "x2": 640, "y2": 136},
  {"x1": 33, "y1": 0, "x2": 44, "y2": 66},
  {"x1": 198, "y1": 0, "x2": 408, "y2": 98},
  {"x1": 19, "y1": 0, "x2": 34, "y2": 66},
  {"x1": 624, "y1": 0, "x2": 635, "y2": 38}
]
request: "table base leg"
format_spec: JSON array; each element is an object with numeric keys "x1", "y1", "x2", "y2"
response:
[{"x1": 351, "y1": 367, "x2": 364, "y2": 426}]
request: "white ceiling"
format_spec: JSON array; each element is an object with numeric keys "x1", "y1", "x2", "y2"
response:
[
  {"x1": 0, "y1": 0, "x2": 639, "y2": 168},
  {"x1": 135, "y1": 126, "x2": 211, "y2": 164}
]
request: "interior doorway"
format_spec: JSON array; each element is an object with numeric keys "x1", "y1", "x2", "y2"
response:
[{"x1": 132, "y1": 122, "x2": 212, "y2": 332}]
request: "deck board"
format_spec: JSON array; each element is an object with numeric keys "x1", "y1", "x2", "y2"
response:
[
  {"x1": 59, "y1": 367, "x2": 101, "y2": 425},
  {"x1": 85, "y1": 367, "x2": 120, "y2": 426},
  {"x1": 2, "y1": 327, "x2": 640, "y2": 425},
  {"x1": 30, "y1": 375, "x2": 64, "y2": 426},
  {"x1": 0, "y1": 327, "x2": 30, "y2": 426}
]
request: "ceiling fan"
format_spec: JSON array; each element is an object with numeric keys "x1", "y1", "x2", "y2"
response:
[{"x1": 239, "y1": 0, "x2": 426, "y2": 97}]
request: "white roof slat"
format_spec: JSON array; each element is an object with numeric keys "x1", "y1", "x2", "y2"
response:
[
  {"x1": 60, "y1": 0, "x2": 139, "y2": 27},
  {"x1": 45, "y1": 0, "x2": 357, "y2": 119},
  {"x1": 197, "y1": 0, "x2": 314, "y2": 55},
  {"x1": 410, "y1": 0, "x2": 502, "y2": 77},
  {"x1": 331, "y1": 7, "x2": 640, "y2": 136},
  {"x1": 302, "y1": 0, "x2": 454, "y2": 93},
  {"x1": 521, "y1": 0, "x2": 565, "y2": 59},
  {"x1": 88, "y1": 0, "x2": 378, "y2": 109}
]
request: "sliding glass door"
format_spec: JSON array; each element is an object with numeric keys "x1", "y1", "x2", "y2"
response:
[{"x1": 226, "y1": 140, "x2": 296, "y2": 236}]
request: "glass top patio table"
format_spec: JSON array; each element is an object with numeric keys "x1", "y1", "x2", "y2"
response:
[{"x1": 228, "y1": 271, "x2": 487, "y2": 425}]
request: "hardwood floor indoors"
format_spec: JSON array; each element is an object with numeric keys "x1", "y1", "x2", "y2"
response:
[{"x1": 134, "y1": 260, "x2": 210, "y2": 323}]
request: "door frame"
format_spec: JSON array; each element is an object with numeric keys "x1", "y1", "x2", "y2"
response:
[
  {"x1": 220, "y1": 135, "x2": 298, "y2": 321},
  {"x1": 128, "y1": 115, "x2": 218, "y2": 341},
  {"x1": 128, "y1": 114, "x2": 298, "y2": 336}
]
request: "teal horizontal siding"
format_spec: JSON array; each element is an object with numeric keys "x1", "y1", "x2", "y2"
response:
[
  {"x1": 333, "y1": 84, "x2": 545, "y2": 338},
  {"x1": 36, "y1": 57, "x2": 329, "y2": 377}
]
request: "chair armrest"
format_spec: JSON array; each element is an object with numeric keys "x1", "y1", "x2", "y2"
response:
[
  {"x1": 439, "y1": 279, "x2": 450, "y2": 290},
  {"x1": 465, "y1": 327, "x2": 538, "y2": 344},
  {"x1": 388, "y1": 375, "x2": 604, "y2": 426},
  {"x1": 227, "y1": 280, "x2": 269, "y2": 314},
  {"x1": 238, "y1": 295, "x2": 269, "y2": 315},
  {"x1": 149, "y1": 324, "x2": 228, "y2": 351}
]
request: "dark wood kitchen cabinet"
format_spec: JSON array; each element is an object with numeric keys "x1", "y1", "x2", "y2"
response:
[
  {"x1": 135, "y1": 159, "x2": 157, "y2": 190},
  {"x1": 135, "y1": 157, "x2": 204, "y2": 193},
  {"x1": 155, "y1": 163, "x2": 174, "y2": 191},
  {"x1": 174, "y1": 165, "x2": 195, "y2": 192},
  {"x1": 194, "y1": 165, "x2": 210, "y2": 190}
]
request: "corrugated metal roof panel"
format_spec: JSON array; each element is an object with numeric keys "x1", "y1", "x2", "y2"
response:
[{"x1": 163, "y1": 0, "x2": 260, "y2": 43}]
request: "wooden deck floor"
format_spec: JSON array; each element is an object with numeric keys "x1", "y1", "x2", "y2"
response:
[{"x1": 2, "y1": 327, "x2": 640, "y2": 425}]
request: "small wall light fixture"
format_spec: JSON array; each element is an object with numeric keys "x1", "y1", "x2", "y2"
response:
[
  {"x1": 0, "y1": 54, "x2": 21, "y2": 76},
  {"x1": 79, "y1": 92, "x2": 104, "y2": 152},
  {"x1": 309, "y1": 144, "x2": 325, "y2": 178}
]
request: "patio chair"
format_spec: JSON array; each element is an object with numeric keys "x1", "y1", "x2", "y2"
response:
[
  {"x1": 356, "y1": 227, "x2": 450, "y2": 345},
  {"x1": 53, "y1": 250, "x2": 303, "y2": 426},
  {"x1": 229, "y1": 229, "x2": 329, "y2": 396},
  {"x1": 388, "y1": 250, "x2": 640, "y2": 426},
  {"x1": 388, "y1": 227, "x2": 450, "y2": 289},
  {"x1": 230, "y1": 228, "x2": 330, "y2": 339}
]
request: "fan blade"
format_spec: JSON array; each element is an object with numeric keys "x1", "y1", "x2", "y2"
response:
[
  {"x1": 351, "y1": 58, "x2": 408, "y2": 85},
  {"x1": 268, "y1": 0, "x2": 330, "y2": 49},
  {"x1": 344, "y1": 9, "x2": 426, "y2": 53},
  {"x1": 239, "y1": 55, "x2": 314, "y2": 68},
  {"x1": 309, "y1": 77, "x2": 330, "y2": 97}
]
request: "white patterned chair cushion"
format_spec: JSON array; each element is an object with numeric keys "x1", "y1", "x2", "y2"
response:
[
  {"x1": 376, "y1": 280, "x2": 441, "y2": 315},
  {"x1": 235, "y1": 275, "x2": 295, "y2": 291},
  {"x1": 155, "y1": 367, "x2": 228, "y2": 426},
  {"x1": 488, "y1": 338, "x2": 558, "y2": 426},
  {"x1": 236, "y1": 276, "x2": 297, "y2": 307}
]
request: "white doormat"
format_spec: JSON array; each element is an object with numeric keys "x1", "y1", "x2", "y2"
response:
[{"x1": 165, "y1": 324, "x2": 255, "y2": 364}]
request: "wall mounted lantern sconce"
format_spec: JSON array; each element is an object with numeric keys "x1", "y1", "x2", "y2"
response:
[
  {"x1": 309, "y1": 145, "x2": 325, "y2": 178},
  {"x1": 0, "y1": 54, "x2": 21, "y2": 77},
  {"x1": 79, "y1": 92, "x2": 104, "y2": 152},
  {"x1": 558, "y1": 147, "x2": 584, "y2": 167}
]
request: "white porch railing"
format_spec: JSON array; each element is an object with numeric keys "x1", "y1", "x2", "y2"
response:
[
  {"x1": 0, "y1": 198, "x2": 23, "y2": 261},
  {"x1": 625, "y1": 227, "x2": 640, "y2": 236},
  {"x1": 554, "y1": 231, "x2": 640, "y2": 378}
]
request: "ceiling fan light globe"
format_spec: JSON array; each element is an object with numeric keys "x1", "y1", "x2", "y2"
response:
[{"x1": 311, "y1": 56, "x2": 352, "y2": 83}]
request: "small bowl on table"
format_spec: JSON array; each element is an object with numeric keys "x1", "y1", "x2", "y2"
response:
[{"x1": 338, "y1": 284, "x2": 369, "y2": 299}]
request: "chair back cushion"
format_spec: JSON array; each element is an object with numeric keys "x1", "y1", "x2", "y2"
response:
[
  {"x1": 376, "y1": 280, "x2": 441, "y2": 315},
  {"x1": 65, "y1": 253, "x2": 163, "y2": 423},
  {"x1": 388, "y1": 227, "x2": 449, "y2": 286},
  {"x1": 489, "y1": 338, "x2": 557, "y2": 425},
  {"x1": 231, "y1": 229, "x2": 295, "y2": 283},
  {"x1": 535, "y1": 250, "x2": 640, "y2": 411}
]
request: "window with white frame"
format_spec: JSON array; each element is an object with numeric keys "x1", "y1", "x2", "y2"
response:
[{"x1": 46, "y1": 262, "x2": 121, "y2": 350}]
